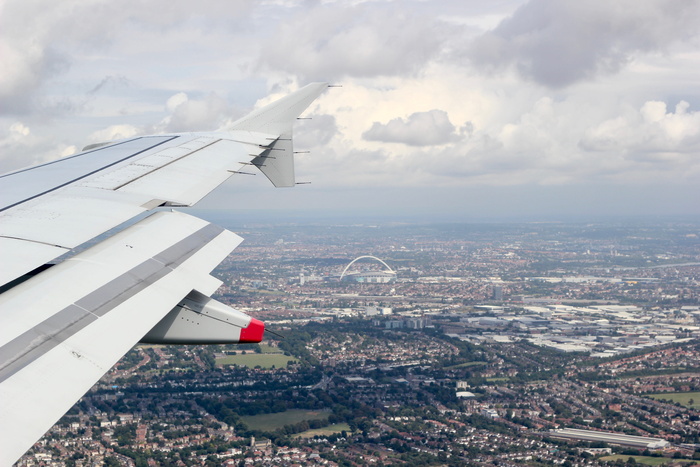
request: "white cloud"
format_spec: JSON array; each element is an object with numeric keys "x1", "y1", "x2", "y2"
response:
[
  {"x1": 60, "y1": 145, "x2": 77, "y2": 157},
  {"x1": 0, "y1": 0, "x2": 253, "y2": 115},
  {"x1": 581, "y1": 100, "x2": 700, "y2": 158},
  {"x1": 1, "y1": 0, "x2": 699, "y2": 218},
  {"x1": 88, "y1": 125, "x2": 140, "y2": 143},
  {"x1": 166, "y1": 93, "x2": 189, "y2": 113},
  {"x1": 0, "y1": 121, "x2": 54, "y2": 171},
  {"x1": 467, "y1": 0, "x2": 700, "y2": 88},
  {"x1": 294, "y1": 114, "x2": 339, "y2": 149},
  {"x1": 159, "y1": 92, "x2": 231, "y2": 133},
  {"x1": 256, "y1": 3, "x2": 447, "y2": 79},
  {"x1": 362, "y1": 110, "x2": 466, "y2": 146},
  {"x1": 9, "y1": 122, "x2": 30, "y2": 138}
]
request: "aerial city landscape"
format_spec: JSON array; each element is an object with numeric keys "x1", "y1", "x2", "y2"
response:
[
  {"x1": 3, "y1": 0, "x2": 700, "y2": 465},
  {"x1": 18, "y1": 217, "x2": 700, "y2": 466}
]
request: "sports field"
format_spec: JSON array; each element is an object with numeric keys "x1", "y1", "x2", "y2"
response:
[
  {"x1": 600, "y1": 455, "x2": 693, "y2": 465},
  {"x1": 258, "y1": 344, "x2": 283, "y2": 354},
  {"x1": 647, "y1": 391, "x2": 700, "y2": 408},
  {"x1": 295, "y1": 423, "x2": 351, "y2": 438},
  {"x1": 215, "y1": 353, "x2": 297, "y2": 369},
  {"x1": 240, "y1": 409, "x2": 330, "y2": 431}
]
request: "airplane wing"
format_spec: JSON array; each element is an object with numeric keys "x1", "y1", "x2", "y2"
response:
[{"x1": 0, "y1": 82, "x2": 329, "y2": 464}]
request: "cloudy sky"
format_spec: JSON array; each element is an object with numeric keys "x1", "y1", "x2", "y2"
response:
[{"x1": 2, "y1": 0, "x2": 700, "y2": 222}]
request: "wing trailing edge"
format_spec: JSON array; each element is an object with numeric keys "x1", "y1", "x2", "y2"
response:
[
  {"x1": 0, "y1": 211, "x2": 256, "y2": 464},
  {"x1": 228, "y1": 82, "x2": 329, "y2": 187}
]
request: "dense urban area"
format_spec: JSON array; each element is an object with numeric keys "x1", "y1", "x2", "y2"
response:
[{"x1": 18, "y1": 218, "x2": 700, "y2": 467}]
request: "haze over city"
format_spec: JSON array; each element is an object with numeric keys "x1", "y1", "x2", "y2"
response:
[{"x1": 2, "y1": 0, "x2": 700, "y2": 220}]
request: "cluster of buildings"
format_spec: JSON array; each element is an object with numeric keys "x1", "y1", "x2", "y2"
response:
[
  {"x1": 433, "y1": 303, "x2": 699, "y2": 356},
  {"x1": 17, "y1": 220, "x2": 700, "y2": 465}
]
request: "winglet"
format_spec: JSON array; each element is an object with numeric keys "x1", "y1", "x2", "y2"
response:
[
  {"x1": 227, "y1": 82, "x2": 329, "y2": 137},
  {"x1": 228, "y1": 83, "x2": 329, "y2": 187}
]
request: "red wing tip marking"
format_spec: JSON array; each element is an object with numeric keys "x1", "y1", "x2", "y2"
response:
[{"x1": 239, "y1": 318, "x2": 265, "y2": 343}]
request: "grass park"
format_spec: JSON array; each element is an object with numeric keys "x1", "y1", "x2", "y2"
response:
[
  {"x1": 294, "y1": 423, "x2": 352, "y2": 438},
  {"x1": 240, "y1": 410, "x2": 330, "y2": 432},
  {"x1": 215, "y1": 344, "x2": 297, "y2": 369},
  {"x1": 600, "y1": 455, "x2": 695, "y2": 465},
  {"x1": 647, "y1": 391, "x2": 700, "y2": 408},
  {"x1": 215, "y1": 353, "x2": 297, "y2": 369}
]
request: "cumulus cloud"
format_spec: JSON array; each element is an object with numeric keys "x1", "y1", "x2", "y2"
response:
[
  {"x1": 363, "y1": 110, "x2": 466, "y2": 146},
  {"x1": 159, "y1": 92, "x2": 231, "y2": 133},
  {"x1": 88, "y1": 124, "x2": 140, "y2": 143},
  {"x1": 60, "y1": 145, "x2": 77, "y2": 157},
  {"x1": 468, "y1": 0, "x2": 700, "y2": 87},
  {"x1": 0, "y1": 120, "x2": 66, "y2": 171},
  {"x1": 0, "y1": 0, "x2": 252, "y2": 115},
  {"x1": 331, "y1": 92, "x2": 700, "y2": 189},
  {"x1": 257, "y1": 3, "x2": 447, "y2": 79},
  {"x1": 294, "y1": 114, "x2": 339, "y2": 149},
  {"x1": 166, "y1": 93, "x2": 189, "y2": 113},
  {"x1": 9, "y1": 122, "x2": 30, "y2": 138},
  {"x1": 581, "y1": 100, "x2": 700, "y2": 158},
  {"x1": 0, "y1": 0, "x2": 698, "y2": 217},
  {"x1": 0, "y1": 35, "x2": 68, "y2": 114}
]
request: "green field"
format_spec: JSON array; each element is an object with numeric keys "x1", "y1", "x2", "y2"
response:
[
  {"x1": 647, "y1": 391, "x2": 700, "y2": 408},
  {"x1": 600, "y1": 455, "x2": 693, "y2": 465},
  {"x1": 216, "y1": 353, "x2": 297, "y2": 369},
  {"x1": 240, "y1": 409, "x2": 330, "y2": 431},
  {"x1": 294, "y1": 423, "x2": 351, "y2": 438},
  {"x1": 258, "y1": 344, "x2": 283, "y2": 354}
]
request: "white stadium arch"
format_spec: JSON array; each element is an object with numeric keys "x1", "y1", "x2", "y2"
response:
[{"x1": 340, "y1": 255, "x2": 395, "y2": 281}]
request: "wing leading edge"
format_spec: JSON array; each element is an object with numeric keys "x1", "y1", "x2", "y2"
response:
[
  {"x1": 0, "y1": 82, "x2": 329, "y2": 288},
  {"x1": 0, "y1": 83, "x2": 330, "y2": 464}
]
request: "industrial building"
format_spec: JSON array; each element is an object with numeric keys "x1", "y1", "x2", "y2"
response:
[{"x1": 548, "y1": 428, "x2": 669, "y2": 449}]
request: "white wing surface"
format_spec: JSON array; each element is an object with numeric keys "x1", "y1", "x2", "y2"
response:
[{"x1": 0, "y1": 82, "x2": 329, "y2": 464}]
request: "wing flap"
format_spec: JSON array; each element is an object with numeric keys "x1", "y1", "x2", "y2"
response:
[
  {"x1": 0, "y1": 238, "x2": 67, "y2": 289},
  {"x1": 251, "y1": 137, "x2": 295, "y2": 187},
  {"x1": 0, "y1": 211, "x2": 242, "y2": 464},
  {"x1": 227, "y1": 82, "x2": 329, "y2": 187},
  {"x1": 81, "y1": 136, "x2": 221, "y2": 190},
  {"x1": 0, "y1": 136, "x2": 178, "y2": 210},
  {"x1": 0, "y1": 187, "x2": 151, "y2": 248},
  {"x1": 117, "y1": 138, "x2": 255, "y2": 205}
]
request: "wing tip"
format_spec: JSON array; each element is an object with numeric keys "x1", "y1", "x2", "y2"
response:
[{"x1": 227, "y1": 82, "x2": 330, "y2": 136}]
